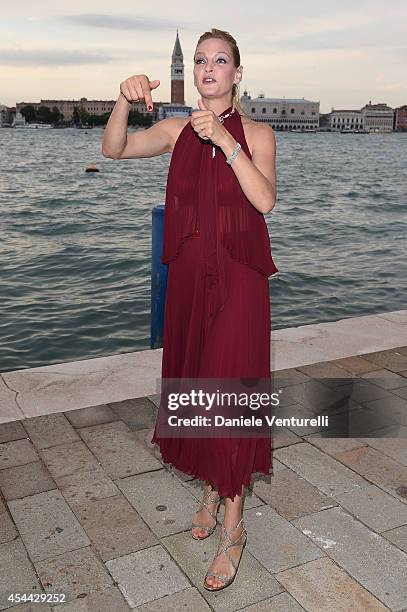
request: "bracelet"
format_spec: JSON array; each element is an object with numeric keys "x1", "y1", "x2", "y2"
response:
[
  {"x1": 226, "y1": 142, "x2": 241, "y2": 165},
  {"x1": 120, "y1": 91, "x2": 133, "y2": 105}
]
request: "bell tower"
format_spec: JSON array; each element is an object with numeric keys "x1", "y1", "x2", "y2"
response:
[{"x1": 171, "y1": 30, "x2": 185, "y2": 105}]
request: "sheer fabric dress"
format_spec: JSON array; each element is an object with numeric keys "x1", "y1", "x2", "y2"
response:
[{"x1": 151, "y1": 105, "x2": 278, "y2": 500}]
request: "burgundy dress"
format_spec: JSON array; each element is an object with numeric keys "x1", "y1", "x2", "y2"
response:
[{"x1": 151, "y1": 105, "x2": 279, "y2": 500}]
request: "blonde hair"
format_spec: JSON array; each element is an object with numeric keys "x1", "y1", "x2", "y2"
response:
[{"x1": 195, "y1": 28, "x2": 248, "y2": 117}]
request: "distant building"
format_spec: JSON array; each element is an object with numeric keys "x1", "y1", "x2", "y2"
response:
[
  {"x1": 240, "y1": 91, "x2": 319, "y2": 131},
  {"x1": 329, "y1": 101, "x2": 394, "y2": 133},
  {"x1": 171, "y1": 30, "x2": 185, "y2": 105},
  {"x1": 329, "y1": 109, "x2": 366, "y2": 132},
  {"x1": 164, "y1": 30, "x2": 191, "y2": 118},
  {"x1": 13, "y1": 111, "x2": 26, "y2": 127},
  {"x1": 15, "y1": 97, "x2": 165, "y2": 122},
  {"x1": 0, "y1": 104, "x2": 14, "y2": 127},
  {"x1": 394, "y1": 104, "x2": 407, "y2": 131},
  {"x1": 360, "y1": 101, "x2": 394, "y2": 133}
]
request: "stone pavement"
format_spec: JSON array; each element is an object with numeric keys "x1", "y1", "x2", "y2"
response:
[{"x1": 1, "y1": 346, "x2": 407, "y2": 611}]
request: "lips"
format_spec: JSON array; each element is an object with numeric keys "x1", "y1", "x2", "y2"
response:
[{"x1": 203, "y1": 78, "x2": 216, "y2": 83}]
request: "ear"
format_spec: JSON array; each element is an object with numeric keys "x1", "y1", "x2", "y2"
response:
[{"x1": 234, "y1": 66, "x2": 243, "y2": 85}]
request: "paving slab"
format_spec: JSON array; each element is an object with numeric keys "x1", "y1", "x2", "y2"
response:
[
  {"x1": 77, "y1": 421, "x2": 162, "y2": 478},
  {"x1": 0, "y1": 420, "x2": 26, "y2": 444},
  {"x1": 275, "y1": 379, "x2": 351, "y2": 414},
  {"x1": 2, "y1": 348, "x2": 163, "y2": 418},
  {"x1": 331, "y1": 355, "x2": 383, "y2": 375},
  {"x1": 0, "y1": 498, "x2": 17, "y2": 544},
  {"x1": 296, "y1": 360, "x2": 356, "y2": 383},
  {"x1": 275, "y1": 556, "x2": 389, "y2": 612},
  {"x1": 116, "y1": 469, "x2": 199, "y2": 537},
  {"x1": 55, "y1": 465, "x2": 120, "y2": 509},
  {"x1": 11, "y1": 604, "x2": 52, "y2": 612},
  {"x1": 0, "y1": 439, "x2": 39, "y2": 470},
  {"x1": 393, "y1": 386, "x2": 407, "y2": 400},
  {"x1": 360, "y1": 349, "x2": 407, "y2": 373},
  {"x1": 272, "y1": 368, "x2": 310, "y2": 388},
  {"x1": 238, "y1": 591, "x2": 306, "y2": 611},
  {"x1": 109, "y1": 397, "x2": 158, "y2": 431},
  {"x1": 7, "y1": 489, "x2": 90, "y2": 562},
  {"x1": 253, "y1": 467, "x2": 337, "y2": 520},
  {"x1": 23, "y1": 414, "x2": 80, "y2": 450},
  {"x1": 64, "y1": 404, "x2": 119, "y2": 429},
  {"x1": 35, "y1": 546, "x2": 113, "y2": 602},
  {"x1": 303, "y1": 434, "x2": 367, "y2": 455},
  {"x1": 73, "y1": 494, "x2": 158, "y2": 561},
  {"x1": 39, "y1": 440, "x2": 101, "y2": 479},
  {"x1": 333, "y1": 445, "x2": 407, "y2": 503},
  {"x1": 292, "y1": 506, "x2": 407, "y2": 610},
  {"x1": 105, "y1": 544, "x2": 190, "y2": 609},
  {"x1": 50, "y1": 586, "x2": 131, "y2": 611},
  {"x1": 134, "y1": 587, "x2": 211, "y2": 611},
  {"x1": 242, "y1": 505, "x2": 324, "y2": 574},
  {"x1": 272, "y1": 426, "x2": 302, "y2": 449},
  {"x1": 0, "y1": 460, "x2": 56, "y2": 501},
  {"x1": 361, "y1": 394, "x2": 407, "y2": 428},
  {"x1": 334, "y1": 483, "x2": 407, "y2": 532},
  {"x1": 0, "y1": 538, "x2": 43, "y2": 610},
  {"x1": 360, "y1": 369, "x2": 407, "y2": 390},
  {"x1": 382, "y1": 524, "x2": 407, "y2": 554},
  {"x1": 0, "y1": 377, "x2": 24, "y2": 424},
  {"x1": 274, "y1": 442, "x2": 368, "y2": 496},
  {"x1": 161, "y1": 528, "x2": 283, "y2": 611},
  {"x1": 346, "y1": 380, "x2": 393, "y2": 403}
]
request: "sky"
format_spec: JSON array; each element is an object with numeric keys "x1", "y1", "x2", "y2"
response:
[{"x1": 0, "y1": 0, "x2": 406, "y2": 114}]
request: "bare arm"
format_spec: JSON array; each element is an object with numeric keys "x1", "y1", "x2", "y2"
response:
[
  {"x1": 101, "y1": 93, "x2": 133, "y2": 159},
  {"x1": 102, "y1": 98, "x2": 175, "y2": 159},
  {"x1": 218, "y1": 123, "x2": 276, "y2": 214},
  {"x1": 102, "y1": 73, "x2": 173, "y2": 159}
]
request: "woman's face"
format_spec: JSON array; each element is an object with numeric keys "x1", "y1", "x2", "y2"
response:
[{"x1": 193, "y1": 38, "x2": 242, "y2": 99}]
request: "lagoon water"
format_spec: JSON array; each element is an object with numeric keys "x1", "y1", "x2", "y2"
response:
[{"x1": 1, "y1": 126, "x2": 406, "y2": 372}]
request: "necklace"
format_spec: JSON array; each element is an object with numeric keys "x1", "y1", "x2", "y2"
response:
[{"x1": 212, "y1": 106, "x2": 236, "y2": 158}]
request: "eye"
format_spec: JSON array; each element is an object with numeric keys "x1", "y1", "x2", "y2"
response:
[{"x1": 195, "y1": 57, "x2": 226, "y2": 64}]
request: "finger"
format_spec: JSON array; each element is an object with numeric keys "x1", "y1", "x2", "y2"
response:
[
  {"x1": 140, "y1": 76, "x2": 154, "y2": 111},
  {"x1": 198, "y1": 98, "x2": 207, "y2": 110},
  {"x1": 128, "y1": 80, "x2": 141, "y2": 101},
  {"x1": 121, "y1": 83, "x2": 133, "y2": 101},
  {"x1": 149, "y1": 79, "x2": 160, "y2": 90}
]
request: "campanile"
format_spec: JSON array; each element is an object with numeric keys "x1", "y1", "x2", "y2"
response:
[{"x1": 171, "y1": 30, "x2": 185, "y2": 105}]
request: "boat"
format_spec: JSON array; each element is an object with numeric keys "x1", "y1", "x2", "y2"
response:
[{"x1": 15, "y1": 123, "x2": 53, "y2": 129}]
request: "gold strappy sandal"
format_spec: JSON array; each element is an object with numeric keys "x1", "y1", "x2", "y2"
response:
[
  {"x1": 203, "y1": 517, "x2": 247, "y2": 590},
  {"x1": 191, "y1": 488, "x2": 221, "y2": 540}
]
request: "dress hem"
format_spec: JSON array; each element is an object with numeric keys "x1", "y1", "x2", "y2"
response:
[{"x1": 151, "y1": 437, "x2": 273, "y2": 501}]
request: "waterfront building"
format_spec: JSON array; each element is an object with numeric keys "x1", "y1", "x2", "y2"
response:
[
  {"x1": 329, "y1": 109, "x2": 366, "y2": 132},
  {"x1": 171, "y1": 29, "x2": 185, "y2": 105},
  {"x1": 360, "y1": 101, "x2": 394, "y2": 133},
  {"x1": 394, "y1": 105, "x2": 407, "y2": 131},
  {"x1": 239, "y1": 91, "x2": 319, "y2": 131}
]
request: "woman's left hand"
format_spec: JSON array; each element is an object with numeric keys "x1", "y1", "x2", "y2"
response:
[{"x1": 190, "y1": 98, "x2": 227, "y2": 146}]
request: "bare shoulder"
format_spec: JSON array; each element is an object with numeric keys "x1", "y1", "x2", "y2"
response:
[{"x1": 240, "y1": 115, "x2": 275, "y2": 157}]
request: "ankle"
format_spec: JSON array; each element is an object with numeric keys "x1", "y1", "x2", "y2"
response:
[{"x1": 222, "y1": 515, "x2": 244, "y2": 531}]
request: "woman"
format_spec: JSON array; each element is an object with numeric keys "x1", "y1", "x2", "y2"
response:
[{"x1": 102, "y1": 28, "x2": 278, "y2": 591}]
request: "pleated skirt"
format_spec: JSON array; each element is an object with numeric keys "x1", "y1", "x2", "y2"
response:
[{"x1": 151, "y1": 233, "x2": 273, "y2": 500}]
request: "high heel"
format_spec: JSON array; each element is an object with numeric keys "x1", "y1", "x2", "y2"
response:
[
  {"x1": 203, "y1": 517, "x2": 247, "y2": 590},
  {"x1": 191, "y1": 488, "x2": 221, "y2": 540}
]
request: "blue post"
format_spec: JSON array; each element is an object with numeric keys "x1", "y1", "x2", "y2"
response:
[{"x1": 151, "y1": 204, "x2": 168, "y2": 349}]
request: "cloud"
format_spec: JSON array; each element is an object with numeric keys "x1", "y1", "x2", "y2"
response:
[
  {"x1": 0, "y1": 48, "x2": 117, "y2": 66},
  {"x1": 0, "y1": 47, "x2": 167, "y2": 67},
  {"x1": 56, "y1": 13, "x2": 189, "y2": 31}
]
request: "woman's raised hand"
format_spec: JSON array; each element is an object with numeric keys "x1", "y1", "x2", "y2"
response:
[{"x1": 119, "y1": 75, "x2": 160, "y2": 112}]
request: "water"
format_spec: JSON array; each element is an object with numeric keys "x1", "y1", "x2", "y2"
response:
[{"x1": 1, "y1": 127, "x2": 406, "y2": 373}]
